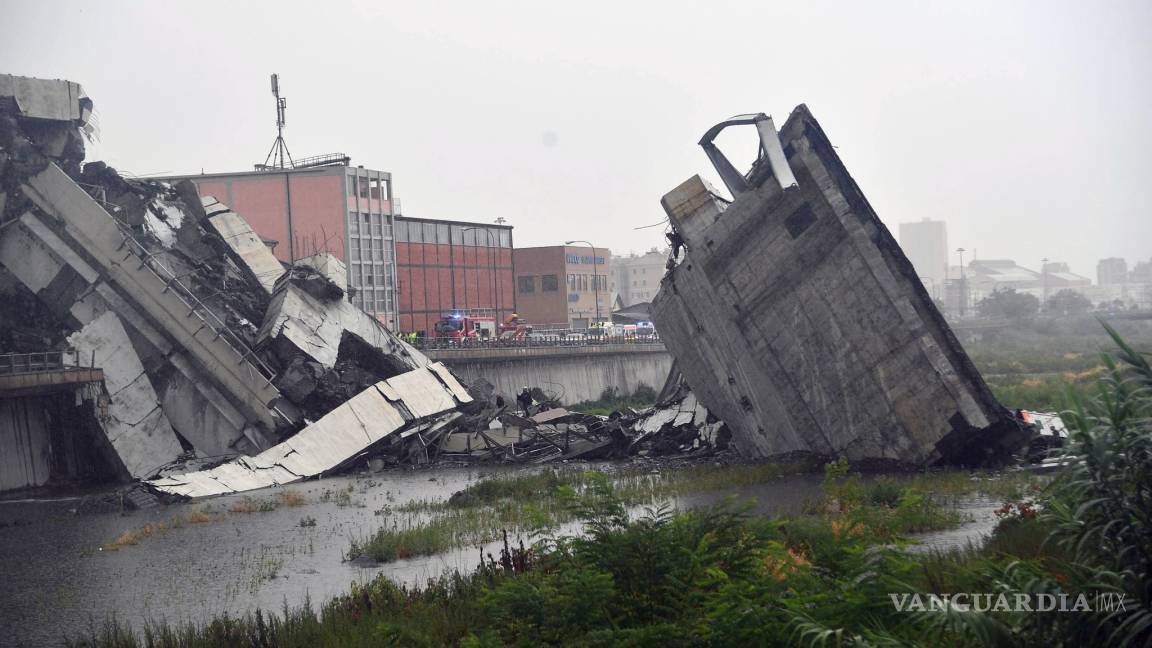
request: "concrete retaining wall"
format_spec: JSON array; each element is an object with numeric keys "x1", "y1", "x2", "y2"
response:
[
  {"x1": 0, "y1": 397, "x2": 52, "y2": 491},
  {"x1": 430, "y1": 345, "x2": 673, "y2": 404}
]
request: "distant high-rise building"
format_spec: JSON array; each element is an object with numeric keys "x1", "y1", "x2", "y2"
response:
[
  {"x1": 1132, "y1": 259, "x2": 1152, "y2": 284},
  {"x1": 898, "y1": 219, "x2": 947, "y2": 299},
  {"x1": 1098, "y1": 258, "x2": 1129, "y2": 286},
  {"x1": 609, "y1": 248, "x2": 666, "y2": 307}
]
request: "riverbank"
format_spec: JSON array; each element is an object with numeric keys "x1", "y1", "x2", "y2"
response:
[{"x1": 54, "y1": 461, "x2": 1043, "y2": 647}]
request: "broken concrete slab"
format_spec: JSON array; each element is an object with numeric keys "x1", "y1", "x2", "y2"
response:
[
  {"x1": 0, "y1": 74, "x2": 91, "y2": 123},
  {"x1": 203, "y1": 196, "x2": 284, "y2": 294},
  {"x1": 20, "y1": 163, "x2": 286, "y2": 434},
  {"x1": 0, "y1": 209, "x2": 267, "y2": 457},
  {"x1": 258, "y1": 279, "x2": 429, "y2": 371},
  {"x1": 144, "y1": 362, "x2": 472, "y2": 498},
  {"x1": 298, "y1": 251, "x2": 347, "y2": 291},
  {"x1": 67, "y1": 311, "x2": 184, "y2": 478},
  {"x1": 651, "y1": 107, "x2": 1027, "y2": 467}
]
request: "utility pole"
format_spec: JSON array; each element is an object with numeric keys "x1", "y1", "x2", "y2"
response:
[{"x1": 566, "y1": 240, "x2": 601, "y2": 327}]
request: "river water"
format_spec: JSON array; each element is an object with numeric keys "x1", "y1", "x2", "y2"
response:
[{"x1": 0, "y1": 466, "x2": 1000, "y2": 647}]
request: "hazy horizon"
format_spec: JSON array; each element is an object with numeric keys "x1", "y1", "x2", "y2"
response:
[{"x1": 3, "y1": 0, "x2": 1149, "y2": 277}]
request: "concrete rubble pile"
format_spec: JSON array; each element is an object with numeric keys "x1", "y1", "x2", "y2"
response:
[
  {"x1": 0, "y1": 73, "x2": 476, "y2": 498},
  {"x1": 650, "y1": 107, "x2": 1035, "y2": 467},
  {"x1": 426, "y1": 380, "x2": 732, "y2": 464}
]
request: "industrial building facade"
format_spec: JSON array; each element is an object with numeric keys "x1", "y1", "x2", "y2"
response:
[
  {"x1": 157, "y1": 162, "x2": 399, "y2": 326},
  {"x1": 393, "y1": 216, "x2": 514, "y2": 335},
  {"x1": 513, "y1": 245, "x2": 611, "y2": 329}
]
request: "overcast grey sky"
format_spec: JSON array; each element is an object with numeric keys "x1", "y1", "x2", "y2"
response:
[{"x1": 3, "y1": 0, "x2": 1150, "y2": 276}]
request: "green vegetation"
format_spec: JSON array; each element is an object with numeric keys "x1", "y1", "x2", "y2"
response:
[
  {"x1": 976, "y1": 287, "x2": 1039, "y2": 320},
  {"x1": 568, "y1": 383, "x2": 658, "y2": 415},
  {"x1": 350, "y1": 460, "x2": 1029, "y2": 565},
  {"x1": 350, "y1": 464, "x2": 815, "y2": 563},
  {"x1": 70, "y1": 324, "x2": 1151, "y2": 646},
  {"x1": 968, "y1": 316, "x2": 1152, "y2": 410}
]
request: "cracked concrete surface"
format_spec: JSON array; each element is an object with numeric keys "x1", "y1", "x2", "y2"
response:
[{"x1": 66, "y1": 311, "x2": 183, "y2": 477}]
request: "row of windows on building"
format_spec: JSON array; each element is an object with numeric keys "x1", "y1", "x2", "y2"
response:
[
  {"x1": 395, "y1": 221, "x2": 512, "y2": 248},
  {"x1": 348, "y1": 212, "x2": 393, "y2": 241},
  {"x1": 347, "y1": 175, "x2": 390, "y2": 201},
  {"x1": 350, "y1": 287, "x2": 394, "y2": 314},
  {"x1": 518, "y1": 274, "x2": 608, "y2": 293}
]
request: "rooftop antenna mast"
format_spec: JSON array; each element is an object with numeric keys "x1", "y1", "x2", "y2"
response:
[{"x1": 263, "y1": 73, "x2": 294, "y2": 169}]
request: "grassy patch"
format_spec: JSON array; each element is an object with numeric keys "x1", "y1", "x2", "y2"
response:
[
  {"x1": 354, "y1": 460, "x2": 1040, "y2": 564},
  {"x1": 567, "y1": 383, "x2": 658, "y2": 414},
  {"x1": 105, "y1": 522, "x2": 169, "y2": 550},
  {"x1": 104, "y1": 489, "x2": 308, "y2": 550}
]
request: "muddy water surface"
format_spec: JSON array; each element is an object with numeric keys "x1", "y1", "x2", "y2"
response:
[{"x1": 0, "y1": 467, "x2": 998, "y2": 646}]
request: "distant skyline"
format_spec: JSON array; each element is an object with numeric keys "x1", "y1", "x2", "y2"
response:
[{"x1": 3, "y1": 0, "x2": 1149, "y2": 277}]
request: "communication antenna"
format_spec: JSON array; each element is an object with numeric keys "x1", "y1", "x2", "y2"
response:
[{"x1": 263, "y1": 73, "x2": 294, "y2": 169}]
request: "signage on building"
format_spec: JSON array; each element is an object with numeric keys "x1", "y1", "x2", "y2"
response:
[{"x1": 566, "y1": 254, "x2": 604, "y2": 265}]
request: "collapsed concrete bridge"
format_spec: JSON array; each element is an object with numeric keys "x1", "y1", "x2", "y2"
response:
[
  {"x1": 1, "y1": 73, "x2": 1031, "y2": 495},
  {"x1": 0, "y1": 73, "x2": 456, "y2": 493},
  {"x1": 651, "y1": 107, "x2": 1030, "y2": 467}
]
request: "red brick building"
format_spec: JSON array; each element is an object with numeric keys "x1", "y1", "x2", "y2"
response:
[
  {"x1": 394, "y1": 216, "x2": 514, "y2": 335},
  {"x1": 156, "y1": 161, "x2": 399, "y2": 326},
  {"x1": 513, "y1": 245, "x2": 611, "y2": 329}
]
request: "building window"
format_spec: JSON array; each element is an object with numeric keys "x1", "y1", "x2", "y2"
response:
[
  {"x1": 369, "y1": 178, "x2": 383, "y2": 200},
  {"x1": 371, "y1": 238, "x2": 383, "y2": 261},
  {"x1": 437, "y1": 223, "x2": 449, "y2": 244},
  {"x1": 568, "y1": 274, "x2": 576, "y2": 291},
  {"x1": 394, "y1": 220, "x2": 407, "y2": 242},
  {"x1": 348, "y1": 176, "x2": 358, "y2": 197},
  {"x1": 423, "y1": 222, "x2": 437, "y2": 244},
  {"x1": 541, "y1": 274, "x2": 558, "y2": 291},
  {"x1": 359, "y1": 176, "x2": 371, "y2": 199},
  {"x1": 498, "y1": 229, "x2": 511, "y2": 248},
  {"x1": 518, "y1": 276, "x2": 535, "y2": 293}
]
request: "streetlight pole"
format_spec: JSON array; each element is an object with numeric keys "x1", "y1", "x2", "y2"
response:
[
  {"x1": 1041, "y1": 257, "x2": 1049, "y2": 312},
  {"x1": 956, "y1": 248, "x2": 967, "y2": 317},
  {"x1": 565, "y1": 240, "x2": 601, "y2": 327},
  {"x1": 464, "y1": 227, "x2": 498, "y2": 322}
]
